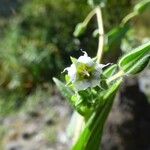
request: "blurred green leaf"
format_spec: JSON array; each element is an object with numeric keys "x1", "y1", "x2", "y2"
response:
[
  {"x1": 105, "y1": 25, "x2": 129, "y2": 52},
  {"x1": 119, "y1": 42, "x2": 150, "y2": 75}
]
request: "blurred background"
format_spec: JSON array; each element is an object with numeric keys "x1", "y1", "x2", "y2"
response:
[{"x1": 0, "y1": 0, "x2": 149, "y2": 150}]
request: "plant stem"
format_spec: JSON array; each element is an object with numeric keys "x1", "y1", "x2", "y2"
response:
[
  {"x1": 107, "y1": 70, "x2": 124, "y2": 84},
  {"x1": 72, "y1": 6, "x2": 104, "y2": 146},
  {"x1": 83, "y1": 9, "x2": 96, "y2": 26},
  {"x1": 72, "y1": 112, "x2": 85, "y2": 144},
  {"x1": 121, "y1": 11, "x2": 138, "y2": 25},
  {"x1": 81, "y1": 6, "x2": 104, "y2": 63},
  {"x1": 96, "y1": 6, "x2": 104, "y2": 63}
]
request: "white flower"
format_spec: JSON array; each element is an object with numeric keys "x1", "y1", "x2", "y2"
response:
[{"x1": 64, "y1": 52, "x2": 105, "y2": 91}]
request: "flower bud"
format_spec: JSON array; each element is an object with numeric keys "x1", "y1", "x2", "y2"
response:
[{"x1": 73, "y1": 23, "x2": 87, "y2": 37}]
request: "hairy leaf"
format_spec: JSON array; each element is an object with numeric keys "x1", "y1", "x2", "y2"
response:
[
  {"x1": 53, "y1": 77, "x2": 74, "y2": 102},
  {"x1": 103, "y1": 64, "x2": 118, "y2": 78},
  {"x1": 119, "y1": 42, "x2": 150, "y2": 75}
]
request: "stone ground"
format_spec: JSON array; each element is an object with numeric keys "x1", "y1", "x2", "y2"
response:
[{"x1": 0, "y1": 90, "x2": 71, "y2": 150}]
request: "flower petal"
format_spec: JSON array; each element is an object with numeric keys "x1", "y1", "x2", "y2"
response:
[
  {"x1": 66, "y1": 64, "x2": 77, "y2": 82},
  {"x1": 78, "y1": 53, "x2": 94, "y2": 67},
  {"x1": 64, "y1": 52, "x2": 107, "y2": 91},
  {"x1": 74, "y1": 80, "x2": 91, "y2": 91}
]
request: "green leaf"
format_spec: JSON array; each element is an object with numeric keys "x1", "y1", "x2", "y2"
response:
[
  {"x1": 72, "y1": 79, "x2": 122, "y2": 150},
  {"x1": 125, "y1": 55, "x2": 150, "y2": 74},
  {"x1": 134, "y1": 0, "x2": 150, "y2": 14},
  {"x1": 53, "y1": 77, "x2": 74, "y2": 102},
  {"x1": 119, "y1": 42, "x2": 150, "y2": 75},
  {"x1": 103, "y1": 64, "x2": 118, "y2": 78}
]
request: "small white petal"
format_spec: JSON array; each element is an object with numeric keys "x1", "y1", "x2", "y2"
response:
[
  {"x1": 96, "y1": 64, "x2": 105, "y2": 71},
  {"x1": 93, "y1": 65, "x2": 103, "y2": 78},
  {"x1": 66, "y1": 64, "x2": 77, "y2": 82},
  {"x1": 91, "y1": 79, "x2": 100, "y2": 88},
  {"x1": 93, "y1": 71, "x2": 100, "y2": 80},
  {"x1": 74, "y1": 80, "x2": 91, "y2": 91},
  {"x1": 78, "y1": 54, "x2": 94, "y2": 66}
]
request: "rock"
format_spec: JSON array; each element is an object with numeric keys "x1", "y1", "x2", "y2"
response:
[
  {"x1": 57, "y1": 131, "x2": 68, "y2": 144},
  {"x1": 45, "y1": 117, "x2": 55, "y2": 126},
  {"x1": 1, "y1": 93, "x2": 71, "y2": 150},
  {"x1": 5, "y1": 141, "x2": 23, "y2": 150},
  {"x1": 21, "y1": 123, "x2": 38, "y2": 140},
  {"x1": 28, "y1": 111, "x2": 41, "y2": 118}
]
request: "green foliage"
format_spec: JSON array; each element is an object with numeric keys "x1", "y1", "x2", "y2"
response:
[
  {"x1": 54, "y1": 1, "x2": 150, "y2": 149},
  {"x1": 103, "y1": 64, "x2": 118, "y2": 77},
  {"x1": 0, "y1": 0, "x2": 149, "y2": 148},
  {"x1": 0, "y1": 0, "x2": 90, "y2": 114},
  {"x1": 53, "y1": 76, "x2": 107, "y2": 118},
  {"x1": 0, "y1": 0, "x2": 89, "y2": 85},
  {"x1": 55, "y1": 40, "x2": 150, "y2": 149},
  {"x1": 72, "y1": 79, "x2": 122, "y2": 150}
]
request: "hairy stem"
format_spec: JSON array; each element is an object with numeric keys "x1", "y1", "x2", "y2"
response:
[
  {"x1": 72, "y1": 112, "x2": 85, "y2": 144},
  {"x1": 83, "y1": 9, "x2": 96, "y2": 26},
  {"x1": 121, "y1": 11, "x2": 138, "y2": 25},
  {"x1": 96, "y1": 6, "x2": 104, "y2": 63},
  {"x1": 107, "y1": 70, "x2": 124, "y2": 84}
]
